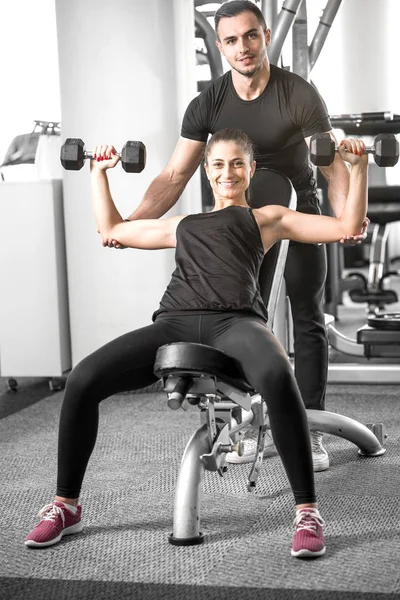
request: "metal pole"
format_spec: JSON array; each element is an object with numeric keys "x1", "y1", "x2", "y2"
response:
[
  {"x1": 169, "y1": 424, "x2": 210, "y2": 544},
  {"x1": 268, "y1": 0, "x2": 304, "y2": 65},
  {"x1": 309, "y1": 0, "x2": 343, "y2": 72},
  {"x1": 261, "y1": 0, "x2": 278, "y2": 31},
  {"x1": 292, "y1": 0, "x2": 309, "y2": 79}
]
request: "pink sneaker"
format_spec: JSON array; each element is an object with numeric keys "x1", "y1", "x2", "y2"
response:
[
  {"x1": 25, "y1": 501, "x2": 83, "y2": 548},
  {"x1": 291, "y1": 508, "x2": 326, "y2": 558}
]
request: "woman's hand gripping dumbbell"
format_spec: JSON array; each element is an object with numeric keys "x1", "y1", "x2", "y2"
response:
[{"x1": 90, "y1": 144, "x2": 121, "y2": 170}]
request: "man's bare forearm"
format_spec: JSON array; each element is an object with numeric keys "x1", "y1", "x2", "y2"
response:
[{"x1": 126, "y1": 171, "x2": 188, "y2": 221}]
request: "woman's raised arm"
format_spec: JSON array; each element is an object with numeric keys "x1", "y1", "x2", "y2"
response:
[
  {"x1": 259, "y1": 139, "x2": 368, "y2": 246},
  {"x1": 90, "y1": 144, "x2": 184, "y2": 250}
]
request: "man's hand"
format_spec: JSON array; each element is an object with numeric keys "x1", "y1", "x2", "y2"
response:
[
  {"x1": 102, "y1": 237, "x2": 126, "y2": 249},
  {"x1": 97, "y1": 231, "x2": 126, "y2": 249},
  {"x1": 340, "y1": 217, "x2": 370, "y2": 245}
]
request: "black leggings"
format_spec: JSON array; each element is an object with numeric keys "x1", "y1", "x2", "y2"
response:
[{"x1": 56, "y1": 312, "x2": 316, "y2": 505}]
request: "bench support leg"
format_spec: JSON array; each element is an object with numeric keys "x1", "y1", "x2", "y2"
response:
[
  {"x1": 169, "y1": 423, "x2": 210, "y2": 545},
  {"x1": 306, "y1": 409, "x2": 386, "y2": 456}
]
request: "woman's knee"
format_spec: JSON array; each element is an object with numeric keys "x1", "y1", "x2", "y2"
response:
[
  {"x1": 64, "y1": 357, "x2": 102, "y2": 401},
  {"x1": 255, "y1": 354, "x2": 297, "y2": 401}
]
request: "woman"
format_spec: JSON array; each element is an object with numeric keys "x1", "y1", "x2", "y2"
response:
[{"x1": 25, "y1": 128, "x2": 368, "y2": 558}]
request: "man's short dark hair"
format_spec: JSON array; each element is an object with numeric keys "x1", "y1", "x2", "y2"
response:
[{"x1": 214, "y1": 1, "x2": 268, "y2": 39}]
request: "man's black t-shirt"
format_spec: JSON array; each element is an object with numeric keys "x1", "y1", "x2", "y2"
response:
[{"x1": 181, "y1": 64, "x2": 331, "y2": 202}]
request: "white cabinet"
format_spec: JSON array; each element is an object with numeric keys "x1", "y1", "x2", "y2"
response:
[{"x1": 0, "y1": 180, "x2": 71, "y2": 380}]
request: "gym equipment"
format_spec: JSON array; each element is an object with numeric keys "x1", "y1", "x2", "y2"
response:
[
  {"x1": 195, "y1": 7, "x2": 223, "y2": 92},
  {"x1": 327, "y1": 196, "x2": 400, "y2": 360},
  {"x1": 268, "y1": 0, "x2": 343, "y2": 76},
  {"x1": 310, "y1": 132, "x2": 400, "y2": 167},
  {"x1": 330, "y1": 112, "x2": 400, "y2": 136},
  {"x1": 319, "y1": 113, "x2": 400, "y2": 380},
  {"x1": 332, "y1": 111, "x2": 397, "y2": 123},
  {"x1": 367, "y1": 313, "x2": 400, "y2": 331},
  {"x1": 1, "y1": 121, "x2": 61, "y2": 170},
  {"x1": 152, "y1": 169, "x2": 386, "y2": 546},
  {"x1": 344, "y1": 185, "x2": 400, "y2": 314},
  {"x1": 60, "y1": 138, "x2": 146, "y2": 173},
  {"x1": 329, "y1": 316, "x2": 400, "y2": 361},
  {"x1": 323, "y1": 113, "x2": 400, "y2": 320}
]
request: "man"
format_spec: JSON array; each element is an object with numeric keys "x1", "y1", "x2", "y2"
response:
[{"x1": 104, "y1": 1, "x2": 366, "y2": 471}]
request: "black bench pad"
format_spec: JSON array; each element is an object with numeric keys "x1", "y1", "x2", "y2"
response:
[
  {"x1": 154, "y1": 342, "x2": 255, "y2": 394},
  {"x1": 357, "y1": 325, "x2": 400, "y2": 358},
  {"x1": 357, "y1": 325, "x2": 400, "y2": 344}
]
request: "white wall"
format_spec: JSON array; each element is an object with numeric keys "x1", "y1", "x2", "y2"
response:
[
  {"x1": 55, "y1": 0, "x2": 198, "y2": 364},
  {"x1": 309, "y1": 0, "x2": 400, "y2": 115}
]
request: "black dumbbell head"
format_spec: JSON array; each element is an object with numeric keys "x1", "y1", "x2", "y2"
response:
[
  {"x1": 374, "y1": 133, "x2": 399, "y2": 167},
  {"x1": 120, "y1": 141, "x2": 146, "y2": 173},
  {"x1": 60, "y1": 138, "x2": 85, "y2": 170},
  {"x1": 309, "y1": 132, "x2": 335, "y2": 167}
]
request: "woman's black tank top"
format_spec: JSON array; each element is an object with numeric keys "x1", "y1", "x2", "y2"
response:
[{"x1": 153, "y1": 205, "x2": 268, "y2": 321}]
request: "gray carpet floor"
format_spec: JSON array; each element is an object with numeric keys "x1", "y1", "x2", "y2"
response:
[{"x1": 0, "y1": 382, "x2": 399, "y2": 600}]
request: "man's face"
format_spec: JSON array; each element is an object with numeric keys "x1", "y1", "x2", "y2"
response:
[{"x1": 216, "y1": 11, "x2": 271, "y2": 78}]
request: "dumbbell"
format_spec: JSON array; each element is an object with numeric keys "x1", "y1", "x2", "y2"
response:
[
  {"x1": 310, "y1": 132, "x2": 399, "y2": 167},
  {"x1": 60, "y1": 138, "x2": 146, "y2": 173}
]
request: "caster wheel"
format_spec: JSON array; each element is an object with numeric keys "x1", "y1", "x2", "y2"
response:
[
  {"x1": 7, "y1": 378, "x2": 18, "y2": 392},
  {"x1": 49, "y1": 378, "x2": 64, "y2": 392}
]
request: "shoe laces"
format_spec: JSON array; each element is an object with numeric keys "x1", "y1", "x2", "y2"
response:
[
  {"x1": 310, "y1": 431, "x2": 324, "y2": 453},
  {"x1": 294, "y1": 509, "x2": 325, "y2": 533},
  {"x1": 243, "y1": 428, "x2": 258, "y2": 441},
  {"x1": 38, "y1": 503, "x2": 65, "y2": 526},
  {"x1": 243, "y1": 428, "x2": 273, "y2": 443},
  {"x1": 242, "y1": 437, "x2": 258, "y2": 450}
]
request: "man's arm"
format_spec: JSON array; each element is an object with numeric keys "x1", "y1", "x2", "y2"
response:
[{"x1": 126, "y1": 136, "x2": 206, "y2": 220}]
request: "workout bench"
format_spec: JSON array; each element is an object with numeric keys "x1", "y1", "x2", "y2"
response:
[{"x1": 153, "y1": 168, "x2": 386, "y2": 546}]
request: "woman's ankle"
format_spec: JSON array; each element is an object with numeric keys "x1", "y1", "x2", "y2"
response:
[
  {"x1": 296, "y1": 502, "x2": 318, "y2": 512},
  {"x1": 55, "y1": 495, "x2": 79, "y2": 507}
]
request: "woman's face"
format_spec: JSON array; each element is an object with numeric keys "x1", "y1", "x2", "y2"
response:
[{"x1": 205, "y1": 140, "x2": 255, "y2": 201}]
